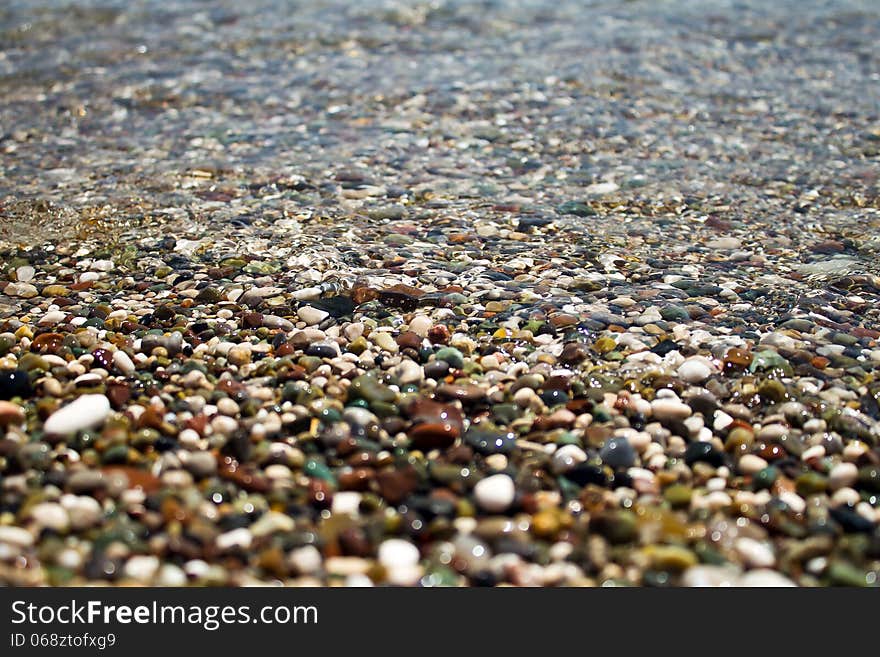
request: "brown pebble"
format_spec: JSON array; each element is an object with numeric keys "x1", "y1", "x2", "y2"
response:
[
  {"x1": 0, "y1": 401, "x2": 24, "y2": 427},
  {"x1": 338, "y1": 467, "x2": 374, "y2": 491},
  {"x1": 376, "y1": 466, "x2": 419, "y2": 504},
  {"x1": 560, "y1": 342, "x2": 589, "y2": 365},
  {"x1": 106, "y1": 382, "x2": 131, "y2": 409},
  {"x1": 396, "y1": 330, "x2": 422, "y2": 351},
  {"x1": 31, "y1": 332, "x2": 65, "y2": 354},
  {"x1": 427, "y1": 325, "x2": 451, "y2": 345}
]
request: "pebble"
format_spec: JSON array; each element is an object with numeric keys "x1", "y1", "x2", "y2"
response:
[
  {"x1": 828, "y1": 462, "x2": 858, "y2": 490},
  {"x1": 216, "y1": 528, "x2": 253, "y2": 551},
  {"x1": 651, "y1": 398, "x2": 693, "y2": 421},
  {"x1": 599, "y1": 437, "x2": 637, "y2": 469},
  {"x1": 180, "y1": 451, "x2": 217, "y2": 478},
  {"x1": 289, "y1": 546, "x2": 323, "y2": 575},
  {"x1": 409, "y1": 315, "x2": 433, "y2": 337},
  {"x1": 738, "y1": 454, "x2": 768, "y2": 475},
  {"x1": 736, "y1": 570, "x2": 797, "y2": 587},
  {"x1": 681, "y1": 565, "x2": 741, "y2": 587},
  {"x1": 551, "y1": 444, "x2": 588, "y2": 474},
  {"x1": 113, "y1": 350, "x2": 136, "y2": 375},
  {"x1": 29, "y1": 502, "x2": 70, "y2": 532},
  {"x1": 733, "y1": 537, "x2": 776, "y2": 568},
  {"x1": 474, "y1": 474, "x2": 516, "y2": 513},
  {"x1": 378, "y1": 539, "x2": 420, "y2": 568},
  {"x1": 124, "y1": 555, "x2": 160, "y2": 583},
  {"x1": 0, "y1": 400, "x2": 25, "y2": 426},
  {"x1": 0, "y1": 526, "x2": 35, "y2": 548},
  {"x1": 43, "y1": 394, "x2": 111, "y2": 436},
  {"x1": 61, "y1": 494, "x2": 103, "y2": 529},
  {"x1": 677, "y1": 357, "x2": 714, "y2": 383},
  {"x1": 298, "y1": 306, "x2": 329, "y2": 326}
]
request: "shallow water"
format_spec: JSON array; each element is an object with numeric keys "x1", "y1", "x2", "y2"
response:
[{"x1": 2, "y1": 1, "x2": 878, "y2": 230}]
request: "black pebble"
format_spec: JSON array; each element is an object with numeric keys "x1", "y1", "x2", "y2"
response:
[
  {"x1": 564, "y1": 463, "x2": 608, "y2": 487},
  {"x1": 684, "y1": 441, "x2": 725, "y2": 467},
  {"x1": 0, "y1": 370, "x2": 32, "y2": 400},
  {"x1": 829, "y1": 505, "x2": 875, "y2": 533}
]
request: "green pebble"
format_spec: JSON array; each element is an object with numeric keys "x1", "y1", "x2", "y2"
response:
[
  {"x1": 18, "y1": 353, "x2": 48, "y2": 372},
  {"x1": 101, "y1": 444, "x2": 129, "y2": 464},
  {"x1": 317, "y1": 407, "x2": 342, "y2": 423},
  {"x1": 421, "y1": 566, "x2": 459, "y2": 587},
  {"x1": 435, "y1": 347, "x2": 465, "y2": 369},
  {"x1": 660, "y1": 305, "x2": 690, "y2": 322},
  {"x1": 827, "y1": 560, "x2": 871, "y2": 587},
  {"x1": 370, "y1": 401, "x2": 398, "y2": 418},
  {"x1": 591, "y1": 405, "x2": 612, "y2": 423},
  {"x1": 298, "y1": 356, "x2": 324, "y2": 373},
  {"x1": 749, "y1": 350, "x2": 792, "y2": 375},
  {"x1": 591, "y1": 510, "x2": 638, "y2": 545},
  {"x1": 664, "y1": 484, "x2": 693, "y2": 509},
  {"x1": 795, "y1": 471, "x2": 827, "y2": 496},
  {"x1": 554, "y1": 431, "x2": 581, "y2": 446},
  {"x1": 557, "y1": 201, "x2": 595, "y2": 217},
  {"x1": 492, "y1": 403, "x2": 521, "y2": 424},
  {"x1": 243, "y1": 261, "x2": 279, "y2": 275},
  {"x1": 304, "y1": 459, "x2": 335, "y2": 484},
  {"x1": 349, "y1": 374, "x2": 397, "y2": 403},
  {"x1": 758, "y1": 379, "x2": 787, "y2": 403},
  {"x1": 858, "y1": 466, "x2": 880, "y2": 493},
  {"x1": 753, "y1": 466, "x2": 779, "y2": 491},
  {"x1": 0, "y1": 334, "x2": 15, "y2": 356}
]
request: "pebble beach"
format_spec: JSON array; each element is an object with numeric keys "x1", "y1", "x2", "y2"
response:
[{"x1": 1, "y1": 0, "x2": 880, "y2": 586}]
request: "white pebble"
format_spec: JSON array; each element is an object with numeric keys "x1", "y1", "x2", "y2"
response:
[
  {"x1": 29, "y1": 502, "x2": 70, "y2": 532},
  {"x1": 332, "y1": 491, "x2": 363, "y2": 516},
  {"x1": 778, "y1": 490, "x2": 806, "y2": 514},
  {"x1": 713, "y1": 410, "x2": 734, "y2": 431},
  {"x1": 474, "y1": 473, "x2": 516, "y2": 512},
  {"x1": 738, "y1": 454, "x2": 768, "y2": 475},
  {"x1": 297, "y1": 306, "x2": 328, "y2": 326},
  {"x1": 44, "y1": 394, "x2": 111, "y2": 436},
  {"x1": 681, "y1": 564, "x2": 740, "y2": 587},
  {"x1": 16, "y1": 265, "x2": 35, "y2": 282},
  {"x1": 39, "y1": 310, "x2": 67, "y2": 326},
  {"x1": 651, "y1": 398, "x2": 692, "y2": 421},
  {"x1": 216, "y1": 528, "x2": 252, "y2": 551},
  {"x1": 551, "y1": 444, "x2": 587, "y2": 474},
  {"x1": 289, "y1": 545, "x2": 323, "y2": 575},
  {"x1": 393, "y1": 360, "x2": 423, "y2": 384},
  {"x1": 113, "y1": 350, "x2": 136, "y2": 375},
  {"x1": 408, "y1": 315, "x2": 433, "y2": 337},
  {"x1": 0, "y1": 526, "x2": 34, "y2": 547},
  {"x1": 371, "y1": 331, "x2": 399, "y2": 353},
  {"x1": 736, "y1": 569, "x2": 796, "y2": 587},
  {"x1": 828, "y1": 462, "x2": 858, "y2": 490},
  {"x1": 250, "y1": 511, "x2": 295, "y2": 538},
  {"x1": 677, "y1": 357, "x2": 714, "y2": 384},
  {"x1": 734, "y1": 537, "x2": 776, "y2": 568},
  {"x1": 831, "y1": 487, "x2": 861, "y2": 507},
  {"x1": 60, "y1": 494, "x2": 103, "y2": 529},
  {"x1": 124, "y1": 555, "x2": 159, "y2": 583},
  {"x1": 378, "y1": 539, "x2": 420, "y2": 568},
  {"x1": 156, "y1": 564, "x2": 187, "y2": 586}
]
